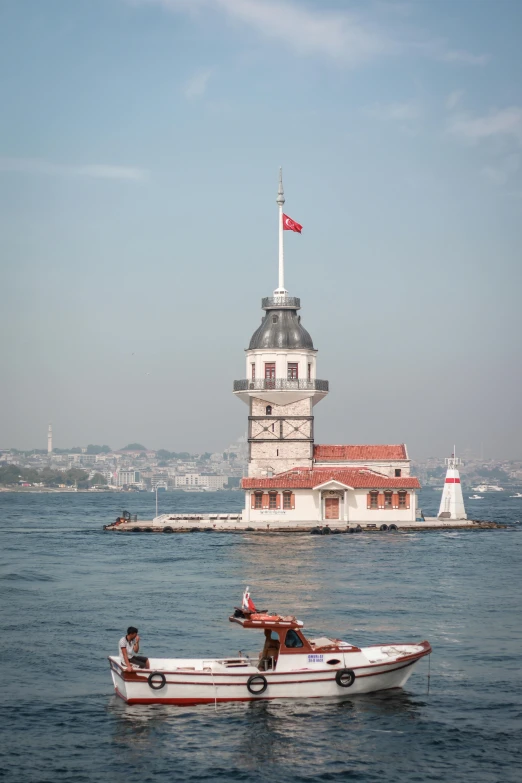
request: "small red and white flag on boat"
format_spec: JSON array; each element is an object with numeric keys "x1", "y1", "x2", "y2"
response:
[
  {"x1": 242, "y1": 586, "x2": 257, "y2": 613},
  {"x1": 282, "y1": 214, "x2": 302, "y2": 233}
]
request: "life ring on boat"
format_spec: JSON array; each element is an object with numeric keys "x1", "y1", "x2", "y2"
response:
[
  {"x1": 335, "y1": 668, "x2": 355, "y2": 688},
  {"x1": 148, "y1": 672, "x2": 166, "y2": 690},
  {"x1": 247, "y1": 674, "x2": 268, "y2": 695}
]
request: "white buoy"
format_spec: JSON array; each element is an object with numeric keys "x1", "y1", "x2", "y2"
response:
[{"x1": 438, "y1": 448, "x2": 467, "y2": 520}]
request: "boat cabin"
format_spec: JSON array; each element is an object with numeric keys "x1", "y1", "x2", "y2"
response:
[{"x1": 230, "y1": 610, "x2": 360, "y2": 671}]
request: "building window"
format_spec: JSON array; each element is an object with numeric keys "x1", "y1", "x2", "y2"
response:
[
  {"x1": 271, "y1": 423, "x2": 275, "y2": 432},
  {"x1": 288, "y1": 363, "x2": 298, "y2": 380},
  {"x1": 269, "y1": 492, "x2": 278, "y2": 509},
  {"x1": 283, "y1": 491, "x2": 292, "y2": 509},
  {"x1": 254, "y1": 492, "x2": 263, "y2": 509},
  {"x1": 395, "y1": 468, "x2": 402, "y2": 477},
  {"x1": 272, "y1": 315, "x2": 278, "y2": 324},
  {"x1": 307, "y1": 363, "x2": 312, "y2": 381},
  {"x1": 276, "y1": 449, "x2": 279, "y2": 456},
  {"x1": 370, "y1": 491, "x2": 378, "y2": 509},
  {"x1": 398, "y1": 491, "x2": 407, "y2": 508},
  {"x1": 265, "y1": 363, "x2": 276, "y2": 379},
  {"x1": 265, "y1": 405, "x2": 272, "y2": 415},
  {"x1": 251, "y1": 364, "x2": 255, "y2": 380},
  {"x1": 384, "y1": 491, "x2": 393, "y2": 508}
]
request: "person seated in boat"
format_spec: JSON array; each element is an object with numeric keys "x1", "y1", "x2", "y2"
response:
[
  {"x1": 259, "y1": 629, "x2": 280, "y2": 670},
  {"x1": 119, "y1": 626, "x2": 150, "y2": 670}
]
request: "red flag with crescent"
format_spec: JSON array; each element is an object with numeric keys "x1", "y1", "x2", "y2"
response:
[{"x1": 282, "y1": 214, "x2": 302, "y2": 233}]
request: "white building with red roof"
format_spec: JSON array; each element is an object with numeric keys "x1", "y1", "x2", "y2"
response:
[{"x1": 233, "y1": 172, "x2": 421, "y2": 527}]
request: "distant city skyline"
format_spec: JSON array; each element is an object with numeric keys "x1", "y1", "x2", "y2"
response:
[
  {"x1": 2, "y1": 0, "x2": 522, "y2": 459},
  {"x1": 0, "y1": 430, "x2": 516, "y2": 464}
]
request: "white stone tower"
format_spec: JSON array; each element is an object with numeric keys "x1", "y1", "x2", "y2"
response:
[
  {"x1": 233, "y1": 170, "x2": 329, "y2": 478},
  {"x1": 47, "y1": 423, "x2": 53, "y2": 455},
  {"x1": 438, "y1": 448, "x2": 467, "y2": 520}
]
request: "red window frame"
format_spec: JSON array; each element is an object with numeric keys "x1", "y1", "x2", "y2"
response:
[
  {"x1": 287, "y1": 363, "x2": 298, "y2": 380},
  {"x1": 254, "y1": 492, "x2": 263, "y2": 509},
  {"x1": 384, "y1": 491, "x2": 393, "y2": 508},
  {"x1": 264, "y1": 363, "x2": 276, "y2": 379},
  {"x1": 268, "y1": 492, "x2": 278, "y2": 509},
  {"x1": 398, "y1": 491, "x2": 407, "y2": 508},
  {"x1": 370, "y1": 491, "x2": 378, "y2": 509}
]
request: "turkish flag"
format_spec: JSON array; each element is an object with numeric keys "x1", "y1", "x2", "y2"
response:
[{"x1": 282, "y1": 214, "x2": 302, "y2": 233}]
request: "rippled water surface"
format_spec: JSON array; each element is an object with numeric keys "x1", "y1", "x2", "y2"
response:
[{"x1": 1, "y1": 490, "x2": 521, "y2": 782}]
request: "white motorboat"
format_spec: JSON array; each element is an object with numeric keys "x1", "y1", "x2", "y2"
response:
[
  {"x1": 108, "y1": 589, "x2": 431, "y2": 705},
  {"x1": 509, "y1": 492, "x2": 522, "y2": 498},
  {"x1": 469, "y1": 494, "x2": 484, "y2": 500}
]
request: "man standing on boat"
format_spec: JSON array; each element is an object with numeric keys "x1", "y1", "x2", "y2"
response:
[{"x1": 119, "y1": 626, "x2": 150, "y2": 670}]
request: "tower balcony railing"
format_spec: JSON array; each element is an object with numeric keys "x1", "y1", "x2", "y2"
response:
[
  {"x1": 233, "y1": 378, "x2": 329, "y2": 392},
  {"x1": 262, "y1": 296, "x2": 301, "y2": 310}
]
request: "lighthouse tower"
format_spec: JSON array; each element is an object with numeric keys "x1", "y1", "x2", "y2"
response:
[
  {"x1": 47, "y1": 423, "x2": 53, "y2": 455},
  {"x1": 438, "y1": 449, "x2": 467, "y2": 520},
  {"x1": 233, "y1": 170, "x2": 329, "y2": 478}
]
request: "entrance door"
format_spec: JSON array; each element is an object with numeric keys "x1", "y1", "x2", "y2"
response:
[{"x1": 325, "y1": 497, "x2": 340, "y2": 520}]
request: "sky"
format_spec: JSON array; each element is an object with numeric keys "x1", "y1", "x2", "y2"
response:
[{"x1": 1, "y1": 0, "x2": 522, "y2": 459}]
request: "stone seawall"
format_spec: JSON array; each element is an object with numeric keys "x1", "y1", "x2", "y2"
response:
[{"x1": 104, "y1": 515, "x2": 505, "y2": 533}]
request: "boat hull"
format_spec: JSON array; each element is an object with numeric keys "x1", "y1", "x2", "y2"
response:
[{"x1": 109, "y1": 651, "x2": 427, "y2": 705}]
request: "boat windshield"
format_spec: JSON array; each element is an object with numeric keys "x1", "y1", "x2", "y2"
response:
[{"x1": 284, "y1": 629, "x2": 304, "y2": 648}]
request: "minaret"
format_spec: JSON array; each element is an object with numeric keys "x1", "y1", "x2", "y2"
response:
[
  {"x1": 47, "y1": 424, "x2": 53, "y2": 455},
  {"x1": 233, "y1": 170, "x2": 329, "y2": 478},
  {"x1": 438, "y1": 448, "x2": 467, "y2": 520}
]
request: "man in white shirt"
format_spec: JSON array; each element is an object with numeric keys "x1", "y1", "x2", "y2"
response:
[{"x1": 119, "y1": 626, "x2": 150, "y2": 670}]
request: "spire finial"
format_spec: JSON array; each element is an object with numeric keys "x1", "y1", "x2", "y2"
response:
[{"x1": 276, "y1": 166, "x2": 285, "y2": 207}]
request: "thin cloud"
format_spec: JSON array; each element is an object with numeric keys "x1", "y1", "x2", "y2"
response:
[
  {"x1": 437, "y1": 48, "x2": 488, "y2": 66},
  {"x1": 482, "y1": 154, "x2": 520, "y2": 185},
  {"x1": 446, "y1": 90, "x2": 464, "y2": 110},
  {"x1": 133, "y1": 0, "x2": 485, "y2": 67},
  {"x1": 447, "y1": 107, "x2": 522, "y2": 145},
  {"x1": 0, "y1": 158, "x2": 148, "y2": 181},
  {"x1": 183, "y1": 68, "x2": 213, "y2": 99},
  {"x1": 364, "y1": 101, "x2": 419, "y2": 121}
]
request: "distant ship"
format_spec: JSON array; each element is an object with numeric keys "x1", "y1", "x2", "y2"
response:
[
  {"x1": 509, "y1": 492, "x2": 522, "y2": 498},
  {"x1": 472, "y1": 484, "x2": 504, "y2": 492},
  {"x1": 469, "y1": 494, "x2": 484, "y2": 500}
]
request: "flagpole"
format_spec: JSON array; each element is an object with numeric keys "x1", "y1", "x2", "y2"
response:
[{"x1": 276, "y1": 167, "x2": 285, "y2": 293}]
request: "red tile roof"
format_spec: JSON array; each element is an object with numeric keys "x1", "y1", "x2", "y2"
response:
[
  {"x1": 314, "y1": 444, "x2": 408, "y2": 461},
  {"x1": 242, "y1": 468, "x2": 420, "y2": 490}
]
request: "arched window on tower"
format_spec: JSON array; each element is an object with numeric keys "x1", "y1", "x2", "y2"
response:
[{"x1": 266, "y1": 405, "x2": 272, "y2": 415}]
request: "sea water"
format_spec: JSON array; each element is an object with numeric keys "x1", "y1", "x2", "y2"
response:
[{"x1": 0, "y1": 490, "x2": 521, "y2": 783}]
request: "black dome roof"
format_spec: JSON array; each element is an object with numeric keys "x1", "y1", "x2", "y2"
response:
[{"x1": 249, "y1": 308, "x2": 314, "y2": 350}]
